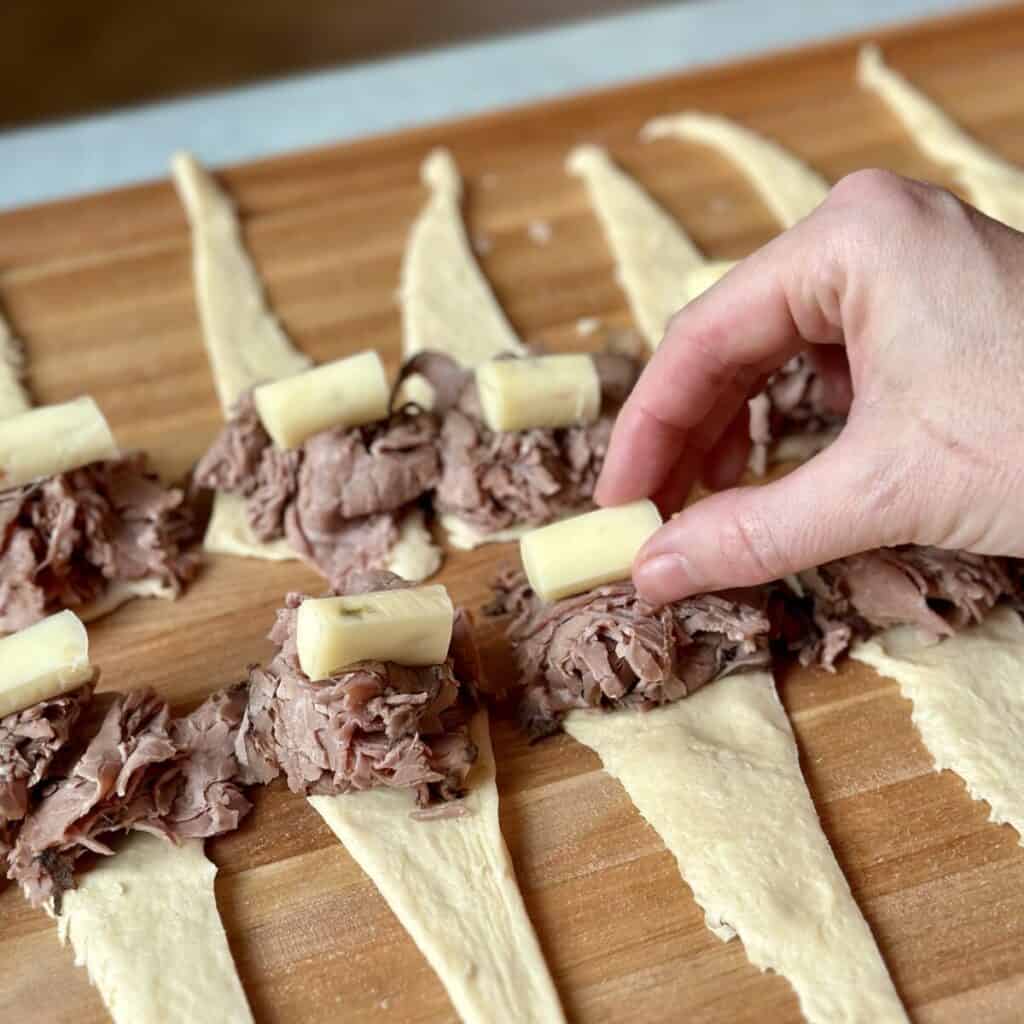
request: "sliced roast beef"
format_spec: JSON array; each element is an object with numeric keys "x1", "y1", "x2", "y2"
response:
[
  {"x1": 784, "y1": 545, "x2": 1016, "y2": 669},
  {"x1": 489, "y1": 570, "x2": 771, "y2": 738},
  {"x1": 0, "y1": 683, "x2": 94, "y2": 857},
  {"x1": 0, "y1": 454, "x2": 201, "y2": 634},
  {"x1": 235, "y1": 572, "x2": 479, "y2": 808},
  {"x1": 748, "y1": 353, "x2": 846, "y2": 475},
  {"x1": 7, "y1": 686, "x2": 252, "y2": 910},
  {"x1": 402, "y1": 351, "x2": 641, "y2": 535},
  {"x1": 194, "y1": 390, "x2": 440, "y2": 584}
]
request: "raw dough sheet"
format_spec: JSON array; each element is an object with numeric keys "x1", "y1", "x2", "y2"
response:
[
  {"x1": 565, "y1": 671, "x2": 908, "y2": 1024},
  {"x1": 174, "y1": 153, "x2": 441, "y2": 579},
  {"x1": 853, "y1": 605, "x2": 1024, "y2": 841},
  {"x1": 58, "y1": 833, "x2": 253, "y2": 1024},
  {"x1": 858, "y1": 44, "x2": 1024, "y2": 232},
  {"x1": 310, "y1": 709, "x2": 565, "y2": 1024}
]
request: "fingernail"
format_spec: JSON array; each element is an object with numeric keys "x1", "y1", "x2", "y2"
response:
[{"x1": 634, "y1": 553, "x2": 693, "y2": 606}]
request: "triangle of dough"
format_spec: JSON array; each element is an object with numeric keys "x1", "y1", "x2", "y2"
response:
[
  {"x1": 310, "y1": 709, "x2": 565, "y2": 1024},
  {"x1": 171, "y1": 152, "x2": 312, "y2": 416},
  {"x1": 58, "y1": 833, "x2": 254, "y2": 1024},
  {"x1": 565, "y1": 671, "x2": 908, "y2": 1024},
  {"x1": 174, "y1": 154, "x2": 441, "y2": 579},
  {"x1": 643, "y1": 112, "x2": 829, "y2": 230},
  {"x1": 401, "y1": 148, "x2": 525, "y2": 367},
  {"x1": 857, "y1": 44, "x2": 1024, "y2": 231},
  {"x1": 568, "y1": 144, "x2": 705, "y2": 350},
  {"x1": 853, "y1": 605, "x2": 1024, "y2": 841}
]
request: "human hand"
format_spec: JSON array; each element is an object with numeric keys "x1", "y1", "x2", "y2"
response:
[{"x1": 595, "y1": 169, "x2": 1024, "y2": 604}]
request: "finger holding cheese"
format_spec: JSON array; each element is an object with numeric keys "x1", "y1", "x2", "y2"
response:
[
  {"x1": 476, "y1": 355, "x2": 601, "y2": 432},
  {"x1": 521, "y1": 500, "x2": 662, "y2": 602},
  {"x1": 253, "y1": 350, "x2": 390, "y2": 450},
  {"x1": 0, "y1": 611, "x2": 93, "y2": 717},
  {"x1": 0, "y1": 397, "x2": 118, "y2": 491},
  {"x1": 297, "y1": 585, "x2": 455, "y2": 681}
]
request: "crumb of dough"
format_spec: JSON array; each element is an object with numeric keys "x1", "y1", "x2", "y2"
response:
[
  {"x1": 473, "y1": 235, "x2": 494, "y2": 255},
  {"x1": 575, "y1": 316, "x2": 602, "y2": 337},
  {"x1": 527, "y1": 219, "x2": 553, "y2": 245},
  {"x1": 708, "y1": 195, "x2": 734, "y2": 213}
]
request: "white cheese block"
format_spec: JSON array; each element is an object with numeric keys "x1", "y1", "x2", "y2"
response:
[
  {"x1": 0, "y1": 611, "x2": 93, "y2": 718},
  {"x1": 253, "y1": 350, "x2": 390, "y2": 450},
  {"x1": 0, "y1": 397, "x2": 118, "y2": 490},
  {"x1": 520, "y1": 499, "x2": 663, "y2": 602},
  {"x1": 296, "y1": 584, "x2": 455, "y2": 681},
  {"x1": 476, "y1": 354, "x2": 601, "y2": 432},
  {"x1": 684, "y1": 260, "x2": 737, "y2": 302}
]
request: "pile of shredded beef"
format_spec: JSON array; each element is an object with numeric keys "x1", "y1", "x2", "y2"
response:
[
  {"x1": 748, "y1": 354, "x2": 846, "y2": 475},
  {"x1": 0, "y1": 683, "x2": 94, "y2": 859},
  {"x1": 399, "y1": 351, "x2": 641, "y2": 535},
  {"x1": 778, "y1": 545, "x2": 1017, "y2": 670},
  {"x1": 235, "y1": 571, "x2": 479, "y2": 807},
  {"x1": 7, "y1": 685, "x2": 251, "y2": 910},
  {"x1": 194, "y1": 392, "x2": 439, "y2": 586},
  {"x1": 0, "y1": 454, "x2": 201, "y2": 634},
  {"x1": 488, "y1": 569, "x2": 771, "y2": 738}
]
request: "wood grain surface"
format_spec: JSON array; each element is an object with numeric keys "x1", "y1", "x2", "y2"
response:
[{"x1": 2, "y1": 6, "x2": 1024, "y2": 1022}]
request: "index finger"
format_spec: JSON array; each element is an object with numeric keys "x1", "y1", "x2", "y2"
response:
[{"x1": 595, "y1": 222, "x2": 843, "y2": 507}]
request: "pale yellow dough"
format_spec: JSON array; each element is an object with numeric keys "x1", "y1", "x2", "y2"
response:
[
  {"x1": 852, "y1": 605, "x2": 1024, "y2": 841},
  {"x1": 401, "y1": 148, "x2": 526, "y2": 366},
  {"x1": 568, "y1": 144, "x2": 704, "y2": 350},
  {"x1": 171, "y1": 152, "x2": 312, "y2": 415},
  {"x1": 858, "y1": 44, "x2": 1024, "y2": 231},
  {"x1": 310, "y1": 710, "x2": 565, "y2": 1024},
  {"x1": 58, "y1": 833, "x2": 253, "y2": 1024},
  {"x1": 0, "y1": 311, "x2": 30, "y2": 418},
  {"x1": 204, "y1": 494, "x2": 441, "y2": 583},
  {"x1": 176, "y1": 152, "x2": 441, "y2": 578},
  {"x1": 565, "y1": 671, "x2": 907, "y2": 1024},
  {"x1": 644, "y1": 112, "x2": 829, "y2": 228},
  {"x1": 203, "y1": 490, "x2": 299, "y2": 562}
]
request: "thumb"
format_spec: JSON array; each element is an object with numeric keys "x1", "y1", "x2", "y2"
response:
[{"x1": 633, "y1": 433, "x2": 903, "y2": 604}]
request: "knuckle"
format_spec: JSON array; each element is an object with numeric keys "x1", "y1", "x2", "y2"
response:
[
  {"x1": 827, "y1": 168, "x2": 969, "y2": 234},
  {"x1": 716, "y1": 502, "x2": 784, "y2": 583},
  {"x1": 828, "y1": 168, "x2": 915, "y2": 210}
]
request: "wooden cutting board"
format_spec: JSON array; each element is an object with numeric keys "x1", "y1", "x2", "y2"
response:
[{"x1": 2, "y1": 6, "x2": 1024, "y2": 1022}]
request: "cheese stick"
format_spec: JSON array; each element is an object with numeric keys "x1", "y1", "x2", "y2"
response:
[
  {"x1": 0, "y1": 397, "x2": 118, "y2": 491},
  {"x1": 253, "y1": 350, "x2": 390, "y2": 450},
  {"x1": 0, "y1": 611, "x2": 93, "y2": 718},
  {"x1": 297, "y1": 585, "x2": 455, "y2": 681},
  {"x1": 521, "y1": 500, "x2": 662, "y2": 602},
  {"x1": 476, "y1": 355, "x2": 601, "y2": 432},
  {"x1": 685, "y1": 260, "x2": 736, "y2": 303}
]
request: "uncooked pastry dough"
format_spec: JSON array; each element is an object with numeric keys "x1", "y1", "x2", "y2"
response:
[
  {"x1": 171, "y1": 152, "x2": 312, "y2": 415},
  {"x1": 643, "y1": 113, "x2": 829, "y2": 229},
  {"x1": 852, "y1": 605, "x2": 1024, "y2": 841},
  {"x1": 565, "y1": 671, "x2": 908, "y2": 1024},
  {"x1": 310, "y1": 710, "x2": 565, "y2": 1024},
  {"x1": 76, "y1": 577, "x2": 177, "y2": 624},
  {"x1": 568, "y1": 144, "x2": 704, "y2": 350},
  {"x1": 58, "y1": 832, "x2": 253, "y2": 1024},
  {"x1": 400, "y1": 148, "x2": 525, "y2": 368},
  {"x1": 204, "y1": 490, "x2": 297, "y2": 562},
  {"x1": 383, "y1": 509, "x2": 443, "y2": 582},
  {"x1": 440, "y1": 514, "x2": 534, "y2": 551},
  {"x1": 0, "y1": 310, "x2": 30, "y2": 418},
  {"x1": 858, "y1": 45, "x2": 1024, "y2": 232},
  {"x1": 205, "y1": 493, "x2": 439, "y2": 583},
  {"x1": 175, "y1": 153, "x2": 441, "y2": 578},
  {"x1": 401, "y1": 149, "x2": 586, "y2": 552}
]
